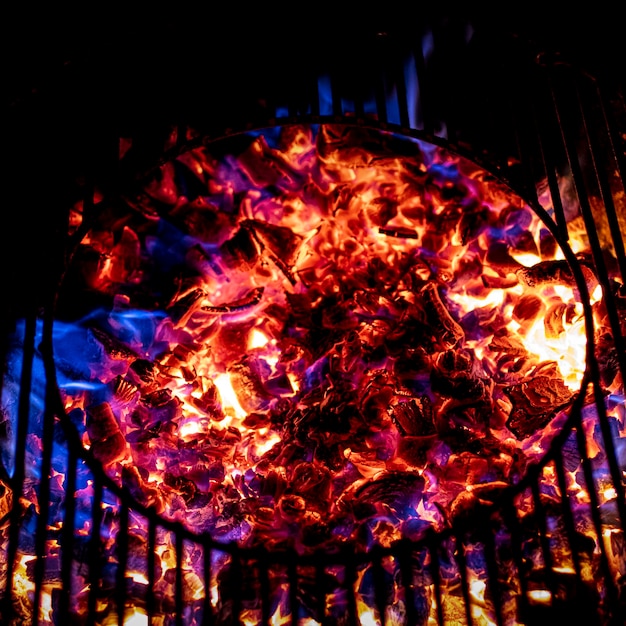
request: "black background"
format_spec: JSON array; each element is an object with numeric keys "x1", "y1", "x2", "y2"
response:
[{"x1": 2, "y1": 6, "x2": 625, "y2": 319}]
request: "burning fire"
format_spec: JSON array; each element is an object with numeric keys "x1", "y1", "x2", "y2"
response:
[{"x1": 1, "y1": 124, "x2": 624, "y2": 624}]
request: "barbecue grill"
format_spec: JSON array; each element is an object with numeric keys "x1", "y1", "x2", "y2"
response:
[{"x1": 2, "y1": 8, "x2": 626, "y2": 626}]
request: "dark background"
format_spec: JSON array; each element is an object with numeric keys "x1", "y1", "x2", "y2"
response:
[{"x1": 2, "y1": 6, "x2": 625, "y2": 320}]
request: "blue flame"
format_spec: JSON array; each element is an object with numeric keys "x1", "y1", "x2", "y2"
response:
[
  {"x1": 318, "y1": 74, "x2": 333, "y2": 116},
  {"x1": 404, "y1": 52, "x2": 420, "y2": 130}
]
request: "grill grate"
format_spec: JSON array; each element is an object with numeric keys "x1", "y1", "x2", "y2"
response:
[{"x1": 2, "y1": 11, "x2": 626, "y2": 625}]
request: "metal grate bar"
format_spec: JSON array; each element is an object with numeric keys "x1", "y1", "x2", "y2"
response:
[
  {"x1": 32, "y1": 375, "x2": 57, "y2": 625},
  {"x1": 452, "y1": 531, "x2": 474, "y2": 626},
  {"x1": 58, "y1": 442, "x2": 77, "y2": 623},
  {"x1": 116, "y1": 502, "x2": 129, "y2": 626},
  {"x1": 530, "y1": 476, "x2": 558, "y2": 602},
  {"x1": 481, "y1": 521, "x2": 505, "y2": 626},
  {"x1": 427, "y1": 533, "x2": 444, "y2": 626},
  {"x1": 288, "y1": 554, "x2": 298, "y2": 626},
  {"x1": 502, "y1": 498, "x2": 530, "y2": 623},
  {"x1": 258, "y1": 550, "x2": 271, "y2": 626},
  {"x1": 586, "y1": 80, "x2": 626, "y2": 285},
  {"x1": 371, "y1": 545, "x2": 388, "y2": 626},
  {"x1": 396, "y1": 539, "x2": 418, "y2": 626},
  {"x1": 147, "y1": 519, "x2": 156, "y2": 626},
  {"x1": 574, "y1": 416, "x2": 622, "y2": 619},
  {"x1": 202, "y1": 540, "x2": 214, "y2": 626},
  {"x1": 86, "y1": 479, "x2": 103, "y2": 626},
  {"x1": 175, "y1": 532, "x2": 184, "y2": 626},
  {"x1": 1, "y1": 312, "x2": 37, "y2": 623},
  {"x1": 551, "y1": 68, "x2": 626, "y2": 539},
  {"x1": 553, "y1": 448, "x2": 583, "y2": 579}
]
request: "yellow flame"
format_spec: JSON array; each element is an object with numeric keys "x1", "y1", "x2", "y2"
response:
[
  {"x1": 511, "y1": 251, "x2": 542, "y2": 267},
  {"x1": 214, "y1": 372, "x2": 247, "y2": 419},
  {"x1": 248, "y1": 328, "x2": 269, "y2": 350},
  {"x1": 128, "y1": 571, "x2": 149, "y2": 586},
  {"x1": 528, "y1": 589, "x2": 552, "y2": 605},
  {"x1": 123, "y1": 607, "x2": 148, "y2": 626},
  {"x1": 179, "y1": 418, "x2": 203, "y2": 440}
]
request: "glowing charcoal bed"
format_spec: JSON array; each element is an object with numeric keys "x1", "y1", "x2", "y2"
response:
[{"x1": 1, "y1": 124, "x2": 615, "y2": 624}]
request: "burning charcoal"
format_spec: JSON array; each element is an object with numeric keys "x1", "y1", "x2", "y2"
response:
[
  {"x1": 227, "y1": 356, "x2": 273, "y2": 413},
  {"x1": 378, "y1": 225, "x2": 418, "y2": 239},
  {"x1": 421, "y1": 282, "x2": 464, "y2": 349},
  {"x1": 242, "y1": 218, "x2": 303, "y2": 267},
  {"x1": 108, "y1": 226, "x2": 141, "y2": 283},
  {"x1": 112, "y1": 376, "x2": 138, "y2": 402},
  {"x1": 487, "y1": 333, "x2": 528, "y2": 357},
  {"x1": 91, "y1": 432, "x2": 127, "y2": 465},
  {"x1": 339, "y1": 471, "x2": 425, "y2": 515},
  {"x1": 164, "y1": 472, "x2": 198, "y2": 505},
  {"x1": 166, "y1": 286, "x2": 206, "y2": 326},
  {"x1": 390, "y1": 397, "x2": 435, "y2": 437},
  {"x1": 544, "y1": 302, "x2": 577, "y2": 339},
  {"x1": 504, "y1": 367, "x2": 575, "y2": 439},
  {"x1": 122, "y1": 465, "x2": 163, "y2": 511},
  {"x1": 516, "y1": 259, "x2": 577, "y2": 288},
  {"x1": 289, "y1": 462, "x2": 333, "y2": 503},
  {"x1": 129, "y1": 358, "x2": 159, "y2": 385},
  {"x1": 512, "y1": 293, "x2": 544, "y2": 326},
  {"x1": 367, "y1": 197, "x2": 398, "y2": 226},
  {"x1": 86, "y1": 402, "x2": 121, "y2": 442},
  {"x1": 485, "y1": 242, "x2": 522, "y2": 275},
  {"x1": 201, "y1": 286, "x2": 265, "y2": 314},
  {"x1": 220, "y1": 226, "x2": 259, "y2": 269},
  {"x1": 595, "y1": 332, "x2": 620, "y2": 387},
  {"x1": 169, "y1": 198, "x2": 229, "y2": 243},
  {"x1": 431, "y1": 349, "x2": 490, "y2": 402},
  {"x1": 141, "y1": 388, "x2": 174, "y2": 408},
  {"x1": 89, "y1": 326, "x2": 138, "y2": 360}
]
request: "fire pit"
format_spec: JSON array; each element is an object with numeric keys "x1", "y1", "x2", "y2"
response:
[{"x1": 2, "y1": 9, "x2": 626, "y2": 626}]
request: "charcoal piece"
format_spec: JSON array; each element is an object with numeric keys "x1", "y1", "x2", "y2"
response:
[
  {"x1": 390, "y1": 397, "x2": 435, "y2": 437},
  {"x1": 487, "y1": 333, "x2": 528, "y2": 357},
  {"x1": 544, "y1": 302, "x2": 576, "y2": 339},
  {"x1": 166, "y1": 287, "x2": 206, "y2": 325},
  {"x1": 595, "y1": 332, "x2": 620, "y2": 387},
  {"x1": 513, "y1": 294, "x2": 544, "y2": 325},
  {"x1": 91, "y1": 431, "x2": 127, "y2": 465},
  {"x1": 504, "y1": 372, "x2": 575, "y2": 439},
  {"x1": 242, "y1": 218, "x2": 303, "y2": 266},
  {"x1": 220, "y1": 226, "x2": 259, "y2": 269},
  {"x1": 129, "y1": 358, "x2": 159, "y2": 384},
  {"x1": 516, "y1": 259, "x2": 575, "y2": 287},
  {"x1": 201, "y1": 286, "x2": 264, "y2": 314},
  {"x1": 430, "y1": 350, "x2": 489, "y2": 401},
  {"x1": 164, "y1": 472, "x2": 198, "y2": 504},
  {"x1": 378, "y1": 225, "x2": 418, "y2": 239},
  {"x1": 112, "y1": 375, "x2": 138, "y2": 402},
  {"x1": 227, "y1": 356, "x2": 272, "y2": 413},
  {"x1": 341, "y1": 472, "x2": 425, "y2": 514},
  {"x1": 367, "y1": 196, "x2": 398, "y2": 226},
  {"x1": 458, "y1": 204, "x2": 489, "y2": 245},
  {"x1": 86, "y1": 402, "x2": 120, "y2": 442},
  {"x1": 141, "y1": 388, "x2": 173, "y2": 408},
  {"x1": 421, "y1": 282, "x2": 464, "y2": 349},
  {"x1": 0, "y1": 475, "x2": 12, "y2": 520}
]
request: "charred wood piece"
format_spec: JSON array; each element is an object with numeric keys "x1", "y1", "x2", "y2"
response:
[
  {"x1": 504, "y1": 370, "x2": 575, "y2": 439},
  {"x1": 421, "y1": 282, "x2": 464, "y2": 349},
  {"x1": 201, "y1": 287, "x2": 265, "y2": 314},
  {"x1": 378, "y1": 226, "x2": 418, "y2": 239}
]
